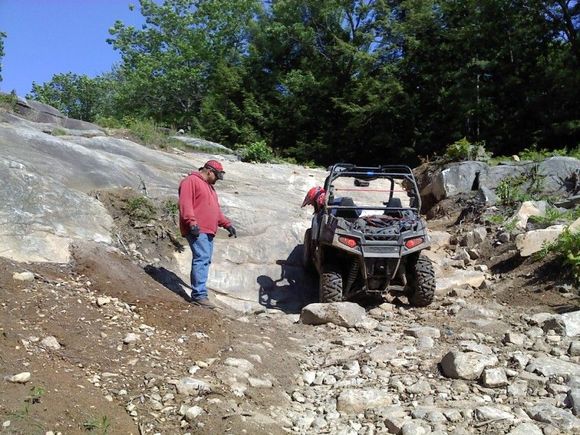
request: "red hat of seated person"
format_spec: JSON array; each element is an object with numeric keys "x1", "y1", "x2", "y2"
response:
[{"x1": 202, "y1": 160, "x2": 225, "y2": 180}]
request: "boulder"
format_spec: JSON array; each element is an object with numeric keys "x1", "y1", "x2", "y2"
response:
[
  {"x1": 300, "y1": 302, "x2": 366, "y2": 327},
  {"x1": 440, "y1": 349, "x2": 498, "y2": 380},
  {"x1": 513, "y1": 200, "x2": 548, "y2": 230},
  {"x1": 515, "y1": 225, "x2": 566, "y2": 257}
]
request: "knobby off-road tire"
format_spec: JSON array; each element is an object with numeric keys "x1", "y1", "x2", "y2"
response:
[
  {"x1": 406, "y1": 254, "x2": 436, "y2": 307},
  {"x1": 302, "y1": 229, "x2": 315, "y2": 273},
  {"x1": 319, "y1": 264, "x2": 343, "y2": 303}
]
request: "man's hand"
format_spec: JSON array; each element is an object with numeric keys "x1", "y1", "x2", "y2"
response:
[
  {"x1": 190, "y1": 225, "x2": 200, "y2": 238},
  {"x1": 226, "y1": 226, "x2": 237, "y2": 238}
]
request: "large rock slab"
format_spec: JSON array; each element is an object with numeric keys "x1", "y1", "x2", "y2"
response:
[
  {"x1": 0, "y1": 158, "x2": 112, "y2": 262},
  {"x1": 421, "y1": 157, "x2": 580, "y2": 205},
  {"x1": 1, "y1": 103, "x2": 326, "y2": 308}
]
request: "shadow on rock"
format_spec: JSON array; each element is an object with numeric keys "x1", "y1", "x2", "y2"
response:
[
  {"x1": 144, "y1": 265, "x2": 191, "y2": 303},
  {"x1": 257, "y1": 244, "x2": 317, "y2": 314}
]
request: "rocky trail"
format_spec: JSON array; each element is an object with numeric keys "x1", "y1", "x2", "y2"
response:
[{"x1": 2, "y1": 214, "x2": 580, "y2": 435}]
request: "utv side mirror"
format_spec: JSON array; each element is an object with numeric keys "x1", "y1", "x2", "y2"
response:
[{"x1": 354, "y1": 179, "x2": 370, "y2": 187}]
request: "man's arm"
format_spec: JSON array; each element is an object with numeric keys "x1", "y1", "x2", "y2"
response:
[
  {"x1": 178, "y1": 177, "x2": 198, "y2": 229},
  {"x1": 217, "y1": 208, "x2": 231, "y2": 229}
]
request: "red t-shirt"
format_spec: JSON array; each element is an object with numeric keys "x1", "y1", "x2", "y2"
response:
[{"x1": 178, "y1": 172, "x2": 231, "y2": 236}]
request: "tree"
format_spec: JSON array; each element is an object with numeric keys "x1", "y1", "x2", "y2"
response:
[
  {"x1": 107, "y1": 0, "x2": 260, "y2": 128},
  {"x1": 28, "y1": 73, "x2": 113, "y2": 121},
  {"x1": 0, "y1": 31, "x2": 6, "y2": 84}
]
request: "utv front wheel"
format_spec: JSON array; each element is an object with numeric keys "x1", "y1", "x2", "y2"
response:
[
  {"x1": 320, "y1": 264, "x2": 343, "y2": 303},
  {"x1": 302, "y1": 229, "x2": 315, "y2": 273},
  {"x1": 406, "y1": 254, "x2": 435, "y2": 307}
]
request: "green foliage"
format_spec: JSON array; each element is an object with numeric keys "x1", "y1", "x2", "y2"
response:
[
  {"x1": 124, "y1": 118, "x2": 166, "y2": 147},
  {"x1": 444, "y1": 138, "x2": 491, "y2": 162},
  {"x1": 530, "y1": 206, "x2": 580, "y2": 227},
  {"x1": 83, "y1": 415, "x2": 111, "y2": 434},
  {"x1": 126, "y1": 196, "x2": 156, "y2": 221},
  {"x1": 483, "y1": 214, "x2": 504, "y2": 225},
  {"x1": 240, "y1": 140, "x2": 274, "y2": 162},
  {"x1": 519, "y1": 146, "x2": 580, "y2": 162},
  {"x1": 539, "y1": 230, "x2": 580, "y2": 283},
  {"x1": 94, "y1": 115, "x2": 124, "y2": 129},
  {"x1": 0, "y1": 90, "x2": 18, "y2": 111},
  {"x1": 162, "y1": 198, "x2": 179, "y2": 223},
  {"x1": 28, "y1": 386, "x2": 45, "y2": 403},
  {"x1": 496, "y1": 166, "x2": 546, "y2": 206},
  {"x1": 27, "y1": 73, "x2": 116, "y2": 122},
  {"x1": 52, "y1": 128, "x2": 67, "y2": 136},
  {"x1": 496, "y1": 176, "x2": 525, "y2": 207}
]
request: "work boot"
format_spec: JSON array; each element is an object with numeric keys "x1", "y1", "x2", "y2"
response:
[{"x1": 192, "y1": 298, "x2": 217, "y2": 309}]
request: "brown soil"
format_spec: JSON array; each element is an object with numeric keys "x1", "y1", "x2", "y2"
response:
[{"x1": 0, "y1": 243, "x2": 301, "y2": 434}]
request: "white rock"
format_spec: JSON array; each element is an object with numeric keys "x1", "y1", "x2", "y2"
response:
[
  {"x1": 303, "y1": 371, "x2": 316, "y2": 385},
  {"x1": 184, "y1": 406, "x2": 204, "y2": 422},
  {"x1": 441, "y1": 350, "x2": 498, "y2": 380},
  {"x1": 300, "y1": 302, "x2": 366, "y2": 327},
  {"x1": 123, "y1": 333, "x2": 140, "y2": 344},
  {"x1": 248, "y1": 377, "x2": 273, "y2": 388},
  {"x1": 6, "y1": 372, "x2": 31, "y2": 383},
  {"x1": 474, "y1": 406, "x2": 515, "y2": 422},
  {"x1": 513, "y1": 201, "x2": 547, "y2": 230},
  {"x1": 175, "y1": 378, "x2": 211, "y2": 396},
  {"x1": 96, "y1": 296, "x2": 111, "y2": 306},
  {"x1": 506, "y1": 422, "x2": 543, "y2": 435},
  {"x1": 40, "y1": 336, "x2": 61, "y2": 350},
  {"x1": 12, "y1": 271, "x2": 34, "y2": 281},
  {"x1": 481, "y1": 368, "x2": 508, "y2": 387},
  {"x1": 562, "y1": 311, "x2": 580, "y2": 337},
  {"x1": 404, "y1": 326, "x2": 441, "y2": 338},
  {"x1": 336, "y1": 389, "x2": 392, "y2": 414},
  {"x1": 223, "y1": 357, "x2": 254, "y2": 372},
  {"x1": 515, "y1": 225, "x2": 565, "y2": 257}
]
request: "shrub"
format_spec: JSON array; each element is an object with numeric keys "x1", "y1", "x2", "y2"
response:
[
  {"x1": 52, "y1": 128, "x2": 67, "y2": 136},
  {"x1": 0, "y1": 90, "x2": 18, "y2": 111},
  {"x1": 94, "y1": 115, "x2": 124, "y2": 129},
  {"x1": 519, "y1": 146, "x2": 569, "y2": 162},
  {"x1": 126, "y1": 196, "x2": 156, "y2": 221},
  {"x1": 529, "y1": 207, "x2": 580, "y2": 227},
  {"x1": 240, "y1": 140, "x2": 274, "y2": 163},
  {"x1": 444, "y1": 137, "x2": 490, "y2": 162},
  {"x1": 539, "y1": 230, "x2": 580, "y2": 283},
  {"x1": 495, "y1": 166, "x2": 546, "y2": 207}
]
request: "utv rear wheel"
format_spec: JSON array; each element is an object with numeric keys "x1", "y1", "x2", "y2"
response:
[
  {"x1": 320, "y1": 264, "x2": 343, "y2": 303},
  {"x1": 406, "y1": 254, "x2": 435, "y2": 307}
]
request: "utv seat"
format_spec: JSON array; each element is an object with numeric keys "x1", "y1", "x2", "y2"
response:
[
  {"x1": 384, "y1": 197, "x2": 403, "y2": 218},
  {"x1": 332, "y1": 197, "x2": 360, "y2": 220}
]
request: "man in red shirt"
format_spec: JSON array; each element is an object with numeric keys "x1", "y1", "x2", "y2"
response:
[{"x1": 178, "y1": 160, "x2": 237, "y2": 308}]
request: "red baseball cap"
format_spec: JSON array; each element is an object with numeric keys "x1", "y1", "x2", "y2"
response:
[{"x1": 202, "y1": 160, "x2": 225, "y2": 180}]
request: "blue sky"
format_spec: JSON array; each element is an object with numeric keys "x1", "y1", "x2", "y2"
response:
[{"x1": 0, "y1": 0, "x2": 147, "y2": 97}]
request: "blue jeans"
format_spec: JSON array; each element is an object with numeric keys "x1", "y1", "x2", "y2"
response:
[{"x1": 186, "y1": 233, "x2": 214, "y2": 301}]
